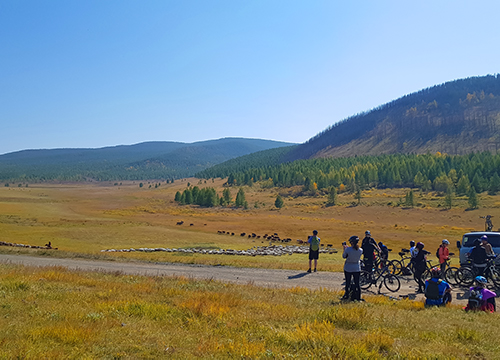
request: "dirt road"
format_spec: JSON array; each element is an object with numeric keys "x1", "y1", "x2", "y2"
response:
[{"x1": 0, "y1": 254, "x2": 469, "y2": 305}]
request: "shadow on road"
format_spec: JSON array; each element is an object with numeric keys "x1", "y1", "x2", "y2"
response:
[{"x1": 287, "y1": 272, "x2": 309, "y2": 279}]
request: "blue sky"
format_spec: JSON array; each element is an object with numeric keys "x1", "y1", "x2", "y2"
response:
[{"x1": 1, "y1": 1, "x2": 500, "y2": 155}]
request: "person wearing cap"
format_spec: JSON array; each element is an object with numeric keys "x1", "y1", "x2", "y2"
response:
[
  {"x1": 424, "y1": 267, "x2": 452, "y2": 306},
  {"x1": 464, "y1": 276, "x2": 496, "y2": 312},
  {"x1": 414, "y1": 242, "x2": 427, "y2": 293},
  {"x1": 307, "y1": 230, "x2": 320, "y2": 273},
  {"x1": 342, "y1": 236, "x2": 363, "y2": 301},
  {"x1": 481, "y1": 235, "x2": 495, "y2": 256},
  {"x1": 438, "y1": 239, "x2": 450, "y2": 276},
  {"x1": 361, "y1": 230, "x2": 380, "y2": 273}
]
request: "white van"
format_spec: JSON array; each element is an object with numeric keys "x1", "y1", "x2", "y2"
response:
[{"x1": 457, "y1": 231, "x2": 500, "y2": 265}]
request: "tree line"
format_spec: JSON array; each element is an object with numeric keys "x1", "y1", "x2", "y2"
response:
[
  {"x1": 198, "y1": 152, "x2": 500, "y2": 197},
  {"x1": 174, "y1": 186, "x2": 248, "y2": 208}
]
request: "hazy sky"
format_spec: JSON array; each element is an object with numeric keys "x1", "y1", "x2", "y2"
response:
[{"x1": 1, "y1": 1, "x2": 499, "y2": 155}]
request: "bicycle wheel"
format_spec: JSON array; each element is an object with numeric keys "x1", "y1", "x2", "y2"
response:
[
  {"x1": 390, "y1": 259, "x2": 403, "y2": 276},
  {"x1": 421, "y1": 268, "x2": 432, "y2": 283},
  {"x1": 444, "y1": 267, "x2": 460, "y2": 286},
  {"x1": 360, "y1": 270, "x2": 373, "y2": 290},
  {"x1": 456, "y1": 267, "x2": 475, "y2": 287},
  {"x1": 383, "y1": 274, "x2": 401, "y2": 292},
  {"x1": 385, "y1": 261, "x2": 397, "y2": 275},
  {"x1": 487, "y1": 267, "x2": 500, "y2": 288}
]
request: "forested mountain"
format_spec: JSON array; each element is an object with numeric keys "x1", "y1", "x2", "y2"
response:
[
  {"x1": 195, "y1": 146, "x2": 296, "y2": 179},
  {"x1": 200, "y1": 151, "x2": 500, "y2": 196},
  {"x1": 0, "y1": 138, "x2": 294, "y2": 182},
  {"x1": 285, "y1": 74, "x2": 500, "y2": 161}
]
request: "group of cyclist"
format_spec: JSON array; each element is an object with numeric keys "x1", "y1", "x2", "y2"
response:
[{"x1": 337, "y1": 230, "x2": 497, "y2": 312}]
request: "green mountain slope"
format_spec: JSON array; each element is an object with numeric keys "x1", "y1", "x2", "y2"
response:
[{"x1": 0, "y1": 138, "x2": 295, "y2": 182}]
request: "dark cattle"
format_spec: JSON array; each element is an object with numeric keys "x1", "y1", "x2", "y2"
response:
[
  {"x1": 248, "y1": 235, "x2": 252, "y2": 238},
  {"x1": 190, "y1": 224, "x2": 194, "y2": 226},
  {"x1": 327, "y1": 244, "x2": 333, "y2": 247},
  {"x1": 176, "y1": 221, "x2": 184, "y2": 225},
  {"x1": 231, "y1": 233, "x2": 235, "y2": 236},
  {"x1": 240, "y1": 233, "x2": 246, "y2": 236}
]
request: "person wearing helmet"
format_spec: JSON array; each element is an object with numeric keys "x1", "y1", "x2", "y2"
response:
[
  {"x1": 361, "y1": 231, "x2": 380, "y2": 273},
  {"x1": 424, "y1": 267, "x2": 451, "y2": 306},
  {"x1": 437, "y1": 239, "x2": 450, "y2": 276},
  {"x1": 409, "y1": 240, "x2": 417, "y2": 258},
  {"x1": 378, "y1": 241, "x2": 389, "y2": 268},
  {"x1": 468, "y1": 238, "x2": 489, "y2": 276},
  {"x1": 341, "y1": 236, "x2": 363, "y2": 301},
  {"x1": 307, "y1": 230, "x2": 321, "y2": 273},
  {"x1": 480, "y1": 235, "x2": 495, "y2": 256},
  {"x1": 465, "y1": 276, "x2": 497, "y2": 312},
  {"x1": 414, "y1": 242, "x2": 427, "y2": 293}
]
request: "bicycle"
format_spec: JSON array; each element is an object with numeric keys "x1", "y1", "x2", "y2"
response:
[
  {"x1": 361, "y1": 251, "x2": 398, "y2": 275},
  {"x1": 421, "y1": 256, "x2": 460, "y2": 286},
  {"x1": 360, "y1": 264, "x2": 401, "y2": 293},
  {"x1": 391, "y1": 248, "x2": 414, "y2": 276},
  {"x1": 455, "y1": 257, "x2": 500, "y2": 287}
]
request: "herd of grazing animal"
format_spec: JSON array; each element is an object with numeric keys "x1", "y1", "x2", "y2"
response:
[
  {"x1": 172, "y1": 221, "x2": 337, "y2": 253},
  {"x1": 0, "y1": 241, "x2": 56, "y2": 250}
]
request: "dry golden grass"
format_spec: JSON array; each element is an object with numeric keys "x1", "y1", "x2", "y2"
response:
[
  {"x1": 0, "y1": 180, "x2": 498, "y2": 271},
  {"x1": 0, "y1": 263, "x2": 499, "y2": 359}
]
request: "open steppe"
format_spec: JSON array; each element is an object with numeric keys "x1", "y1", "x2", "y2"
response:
[
  {"x1": 0, "y1": 179, "x2": 495, "y2": 270},
  {"x1": 1, "y1": 180, "x2": 500, "y2": 358}
]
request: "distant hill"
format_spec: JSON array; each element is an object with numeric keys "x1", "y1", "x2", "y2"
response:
[
  {"x1": 0, "y1": 138, "x2": 295, "y2": 182},
  {"x1": 285, "y1": 74, "x2": 500, "y2": 161}
]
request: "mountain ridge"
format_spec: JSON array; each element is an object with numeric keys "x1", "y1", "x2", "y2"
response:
[{"x1": 0, "y1": 138, "x2": 295, "y2": 182}]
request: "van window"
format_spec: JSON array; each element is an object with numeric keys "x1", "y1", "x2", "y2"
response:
[{"x1": 463, "y1": 234, "x2": 500, "y2": 247}]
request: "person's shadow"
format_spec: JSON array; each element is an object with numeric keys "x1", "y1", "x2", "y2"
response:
[{"x1": 287, "y1": 272, "x2": 309, "y2": 279}]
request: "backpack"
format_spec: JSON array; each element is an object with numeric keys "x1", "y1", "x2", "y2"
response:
[
  {"x1": 310, "y1": 236, "x2": 320, "y2": 251},
  {"x1": 436, "y1": 247, "x2": 441, "y2": 259},
  {"x1": 425, "y1": 279, "x2": 442, "y2": 300},
  {"x1": 468, "y1": 288, "x2": 483, "y2": 310}
]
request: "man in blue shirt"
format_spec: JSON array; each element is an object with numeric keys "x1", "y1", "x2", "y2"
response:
[{"x1": 425, "y1": 267, "x2": 452, "y2": 306}]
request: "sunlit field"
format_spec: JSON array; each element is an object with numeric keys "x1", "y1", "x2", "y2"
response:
[
  {"x1": 2, "y1": 181, "x2": 500, "y2": 358},
  {"x1": 0, "y1": 179, "x2": 496, "y2": 271},
  {"x1": 1, "y1": 262, "x2": 499, "y2": 359}
]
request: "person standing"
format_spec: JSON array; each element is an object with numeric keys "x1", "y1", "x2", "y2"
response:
[
  {"x1": 468, "y1": 239, "x2": 488, "y2": 276},
  {"x1": 361, "y1": 230, "x2": 380, "y2": 273},
  {"x1": 414, "y1": 242, "x2": 427, "y2": 293},
  {"x1": 307, "y1": 230, "x2": 320, "y2": 273},
  {"x1": 342, "y1": 236, "x2": 363, "y2": 301},
  {"x1": 481, "y1": 235, "x2": 495, "y2": 256},
  {"x1": 438, "y1": 239, "x2": 450, "y2": 275}
]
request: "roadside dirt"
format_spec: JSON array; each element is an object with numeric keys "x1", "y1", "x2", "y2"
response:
[{"x1": 0, "y1": 254, "x2": 470, "y2": 305}]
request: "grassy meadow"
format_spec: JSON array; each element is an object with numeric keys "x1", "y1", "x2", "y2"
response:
[
  {"x1": 0, "y1": 179, "x2": 496, "y2": 271},
  {"x1": 1, "y1": 262, "x2": 499, "y2": 359},
  {"x1": 1, "y1": 180, "x2": 500, "y2": 358}
]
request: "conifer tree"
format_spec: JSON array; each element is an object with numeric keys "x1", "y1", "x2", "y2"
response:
[
  {"x1": 456, "y1": 175, "x2": 470, "y2": 196},
  {"x1": 354, "y1": 187, "x2": 362, "y2": 205},
  {"x1": 444, "y1": 187, "x2": 454, "y2": 209},
  {"x1": 222, "y1": 188, "x2": 231, "y2": 205},
  {"x1": 405, "y1": 190, "x2": 415, "y2": 208},
  {"x1": 274, "y1": 194, "x2": 284, "y2": 209},
  {"x1": 326, "y1": 186, "x2": 337, "y2": 206},
  {"x1": 468, "y1": 186, "x2": 479, "y2": 209},
  {"x1": 488, "y1": 172, "x2": 500, "y2": 195},
  {"x1": 235, "y1": 188, "x2": 246, "y2": 207}
]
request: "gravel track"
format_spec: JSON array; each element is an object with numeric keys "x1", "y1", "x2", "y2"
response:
[{"x1": 0, "y1": 254, "x2": 470, "y2": 305}]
